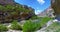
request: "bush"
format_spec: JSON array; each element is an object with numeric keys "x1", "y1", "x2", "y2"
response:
[
  {"x1": 10, "y1": 20, "x2": 22, "y2": 30},
  {"x1": 0, "y1": 24, "x2": 8, "y2": 31},
  {"x1": 23, "y1": 20, "x2": 41, "y2": 32}
]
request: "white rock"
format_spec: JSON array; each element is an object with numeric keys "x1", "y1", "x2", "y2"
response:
[{"x1": 53, "y1": 19, "x2": 58, "y2": 22}]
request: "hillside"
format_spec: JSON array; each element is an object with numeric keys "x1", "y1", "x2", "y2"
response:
[{"x1": 0, "y1": 0, "x2": 35, "y2": 23}]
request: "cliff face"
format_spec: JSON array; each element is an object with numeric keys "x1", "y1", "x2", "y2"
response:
[
  {"x1": 0, "y1": 0, "x2": 35, "y2": 23},
  {"x1": 38, "y1": 6, "x2": 54, "y2": 17},
  {"x1": 51, "y1": 0, "x2": 60, "y2": 21},
  {"x1": 51, "y1": 0, "x2": 60, "y2": 15}
]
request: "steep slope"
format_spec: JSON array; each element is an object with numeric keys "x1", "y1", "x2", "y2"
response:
[{"x1": 0, "y1": 0, "x2": 35, "y2": 23}]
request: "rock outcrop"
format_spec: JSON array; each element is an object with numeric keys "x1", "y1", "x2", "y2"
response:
[
  {"x1": 51, "y1": 0, "x2": 60, "y2": 21},
  {"x1": 51, "y1": 0, "x2": 60, "y2": 15}
]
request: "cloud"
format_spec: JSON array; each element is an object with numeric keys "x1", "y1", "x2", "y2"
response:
[
  {"x1": 35, "y1": 10, "x2": 42, "y2": 15},
  {"x1": 37, "y1": 0, "x2": 45, "y2": 4}
]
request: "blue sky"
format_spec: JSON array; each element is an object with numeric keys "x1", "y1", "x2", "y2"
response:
[{"x1": 14, "y1": 0, "x2": 51, "y2": 14}]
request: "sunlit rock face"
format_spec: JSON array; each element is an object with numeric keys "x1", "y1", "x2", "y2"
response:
[
  {"x1": 51, "y1": 0, "x2": 60, "y2": 21},
  {"x1": 37, "y1": 6, "x2": 54, "y2": 18}
]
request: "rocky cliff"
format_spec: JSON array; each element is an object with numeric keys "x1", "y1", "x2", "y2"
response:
[
  {"x1": 51, "y1": 0, "x2": 60, "y2": 21},
  {"x1": 0, "y1": 0, "x2": 35, "y2": 23},
  {"x1": 51, "y1": 0, "x2": 60, "y2": 15},
  {"x1": 37, "y1": 6, "x2": 54, "y2": 17}
]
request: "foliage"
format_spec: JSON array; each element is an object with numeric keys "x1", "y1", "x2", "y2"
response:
[
  {"x1": 23, "y1": 17, "x2": 52, "y2": 32},
  {"x1": 5, "y1": 5, "x2": 15, "y2": 11},
  {"x1": 10, "y1": 20, "x2": 22, "y2": 30},
  {"x1": 10, "y1": 11, "x2": 18, "y2": 15},
  {"x1": 30, "y1": 15, "x2": 40, "y2": 20},
  {"x1": 0, "y1": 5, "x2": 6, "y2": 11},
  {"x1": 45, "y1": 22, "x2": 60, "y2": 32},
  {"x1": 0, "y1": 24, "x2": 8, "y2": 31},
  {"x1": 40, "y1": 17, "x2": 52, "y2": 27},
  {"x1": 23, "y1": 20, "x2": 41, "y2": 32},
  {"x1": 0, "y1": 4, "x2": 34, "y2": 13},
  {"x1": 0, "y1": 4, "x2": 35, "y2": 22}
]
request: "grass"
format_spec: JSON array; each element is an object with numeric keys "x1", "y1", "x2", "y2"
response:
[
  {"x1": 0, "y1": 24, "x2": 8, "y2": 32},
  {"x1": 23, "y1": 20, "x2": 41, "y2": 32},
  {"x1": 40, "y1": 17, "x2": 52, "y2": 27},
  {"x1": 23, "y1": 17, "x2": 51, "y2": 32},
  {"x1": 45, "y1": 22, "x2": 60, "y2": 32},
  {"x1": 0, "y1": 17, "x2": 52, "y2": 32}
]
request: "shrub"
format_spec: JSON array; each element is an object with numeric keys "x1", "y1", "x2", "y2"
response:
[
  {"x1": 0, "y1": 24, "x2": 8, "y2": 31},
  {"x1": 10, "y1": 20, "x2": 22, "y2": 30},
  {"x1": 23, "y1": 20, "x2": 41, "y2": 32},
  {"x1": 0, "y1": 5, "x2": 6, "y2": 11}
]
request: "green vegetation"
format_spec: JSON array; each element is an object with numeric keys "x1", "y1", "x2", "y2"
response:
[
  {"x1": 0, "y1": 17, "x2": 52, "y2": 32},
  {"x1": 0, "y1": 5, "x2": 34, "y2": 13},
  {"x1": 30, "y1": 15, "x2": 40, "y2": 20},
  {"x1": 22, "y1": 17, "x2": 52, "y2": 32},
  {"x1": 45, "y1": 22, "x2": 60, "y2": 32},
  {"x1": 0, "y1": 0, "x2": 56, "y2": 32},
  {"x1": 40, "y1": 17, "x2": 52, "y2": 27},
  {"x1": 0, "y1": 24, "x2": 8, "y2": 32},
  {"x1": 0, "y1": 3, "x2": 53, "y2": 32},
  {"x1": 0, "y1": 4, "x2": 35, "y2": 22},
  {"x1": 23, "y1": 20, "x2": 41, "y2": 32},
  {"x1": 0, "y1": 5, "x2": 6, "y2": 11},
  {"x1": 10, "y1": 20, "x2": 22, "y2": 30}
]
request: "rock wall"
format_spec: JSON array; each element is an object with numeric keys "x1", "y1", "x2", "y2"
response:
[
  {"x1": 51, "y1": 0, "x2": 60, "y2": 15},
  {"x1": 51, "y1": 0, "x2": 60, "y2": 21}
]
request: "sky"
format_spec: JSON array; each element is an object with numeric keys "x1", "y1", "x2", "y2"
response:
[{"x1": 14, "y1": 0, "x2": 51, "y2": 14}]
